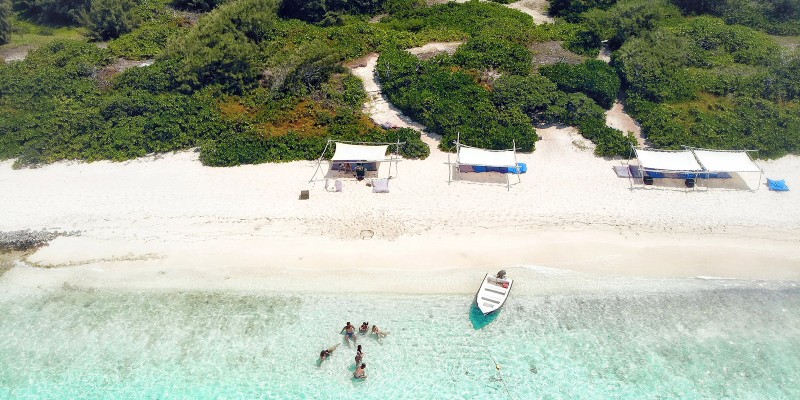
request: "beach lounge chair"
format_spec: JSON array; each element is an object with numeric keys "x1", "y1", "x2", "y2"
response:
[
  {"x1": 372, "y1": 178, "x2": 389, "y2": 193},
  {"x1": 767, "y1": 178, "x2": 789, "y2": 191}
]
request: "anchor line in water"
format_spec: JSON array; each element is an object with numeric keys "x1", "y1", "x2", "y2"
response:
[{"x1": 488, "y1": 351, "x2": 513, "y2": 400}]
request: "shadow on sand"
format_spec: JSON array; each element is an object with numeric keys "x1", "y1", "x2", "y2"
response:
[{"x1": 469, "y1": 302, "x2": 500, "y2": 330}]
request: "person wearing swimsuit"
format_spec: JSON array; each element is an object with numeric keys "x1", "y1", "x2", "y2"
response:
[
  {"x1": 319, "y1": 343, "x2": 339, "y2": 362},
  {"x1": 355, "y1": 345, "x2": 364, "y2": 364},
  {"x1": 354, "y1": 363, "x2": 367, "y2": 379},
  {"x1": 341, "y1": 322, "x2": 357, "y2": 343},
  {"x1": 371, "y1": 325, "x2": 389, "y2": 338}
]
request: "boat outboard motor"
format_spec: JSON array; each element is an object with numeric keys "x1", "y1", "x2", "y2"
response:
[{"x1": 496, "y1": 270, "x2": 507, "y2": 279}]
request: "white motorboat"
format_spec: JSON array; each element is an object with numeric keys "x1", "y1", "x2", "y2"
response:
[{"x1": 475, "y1": 270, "x2": 513, "y2": 315}]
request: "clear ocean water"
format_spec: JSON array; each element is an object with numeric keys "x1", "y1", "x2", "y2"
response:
[{"x1": 1, "y1": 279, "x2": 799, "y2": 399}]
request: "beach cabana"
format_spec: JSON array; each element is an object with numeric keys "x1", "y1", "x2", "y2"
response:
[
  {"x1": 448, "y1": 136, "x2": 522, "y2": 190},
  {"x1": 631, "y1": 148, "x2": 703, "y2": 188},
  {"x1": 309, "y1": 140, "x2": 402, "y2": 182},
  {"x1": 688, "y1": 147, "x2": 763, "y2": 190}
]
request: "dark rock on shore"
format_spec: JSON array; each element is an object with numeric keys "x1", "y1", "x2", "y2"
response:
[{"x1": 0, "y1": 230, "x2": 80, "y2": 252}]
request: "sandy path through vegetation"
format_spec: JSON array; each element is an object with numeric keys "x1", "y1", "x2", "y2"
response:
[
  {"x1": 605, "y1": 101, "x2": 646, "y2": 145},
  {"x1": 349, "y1": 50, "x2": 451, "y2": 152}
]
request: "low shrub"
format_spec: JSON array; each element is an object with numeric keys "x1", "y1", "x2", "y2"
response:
[
  {"x1": 1, "y1": 0, "x2": 11, "y2": 45},
  {"x1": 171, "y1": 0, "x2": 226, "y2": 12},
  {"x1": 627, "y1": 94, "x2": 800, "y2": 158},
  {"x1": 540, "y1": 60, "x2": 620, "y2": 109},
  {"x1": 84, "y1": 0, "x2": 137, "y2": 41},
  {"x1": 377, "y1": 47, "x2": 537, "y2": 152},
  {"x1": 452, "y1": 36, "x2": 532, "y2": 75},
  {"x1": 109, "y1": 19, "x2": 181, "y2": 59},
  {"x1": 199, "y1": 126, "x2": 428, "y2": 167},
  {"x1": 548, "y1": 0, "x2": 618, "y2": 22}
]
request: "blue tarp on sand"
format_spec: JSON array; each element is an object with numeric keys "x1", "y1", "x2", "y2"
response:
[
  {"x1": 767, "y1": 179, "x2": 789, "y2": 191},
  {"x1": 463, "y1": 163, "x2": 527, "y2": 174}
]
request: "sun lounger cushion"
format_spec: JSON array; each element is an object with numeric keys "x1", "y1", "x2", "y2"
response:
[
  {"x1": 767, "y1": 178, "x2": 789, "y2": 191},
  {"x1": 613, "y1": 165, "x2": 633, "y2": 178},
  {"x1": 372, "y1": 178, "x2": 390, "y2": 193}
]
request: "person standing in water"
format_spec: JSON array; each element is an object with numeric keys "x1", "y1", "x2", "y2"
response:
[
  {"x1": 359, "y1": 322, "x2": 369, "y2": 334},
  {"x1": 341, "y1": 322, "x2": 357, "y2": 344},
  {"x1": 355, "y1": 345, "x2": 364, "y2": 364}
]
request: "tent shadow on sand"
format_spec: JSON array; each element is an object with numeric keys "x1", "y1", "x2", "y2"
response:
[{"x1": 469, "y1": 302, "x2": 500, "y2": 330}]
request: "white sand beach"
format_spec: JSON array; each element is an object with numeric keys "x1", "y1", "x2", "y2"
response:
[
  {"x1": 2, "y1": 123, "x2": 799, "y2": 294},
  {"x1": 3, "y1": 41, "x2": 800, "y2": 294}
]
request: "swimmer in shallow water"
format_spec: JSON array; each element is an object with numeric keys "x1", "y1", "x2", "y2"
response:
[
  {"x1": 353, "y1": 363, "x2": 367, "y2": 379},
  {"x1": 319, "y1": 344, "x2": 340, "y2": 362},
  {"x1": 359, "y1": 322, "x2": 369, "y2": 334},
  {"x1": 371, "y1": 325, "x2": 389, "y2": 338}
]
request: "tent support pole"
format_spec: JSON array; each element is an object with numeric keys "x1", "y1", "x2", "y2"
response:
[
  {"x1": 456, "y1": 132, "x2": 461, "y2": 183},
  {"x1": 309, "y1": 139, "x2": 331, "y2": 183},
  {"x1": 628, "y1": 145, "x2": 635, "y2": 189},
  {"x1": 447, "y1": 152, "x2": 451, "y2": 185},
  {"x1": 396, "y1": 138, "x2": 401, "y2": 178},
  {"x1": 512, "y1": 139, "x2": 521, "y2": 186}
]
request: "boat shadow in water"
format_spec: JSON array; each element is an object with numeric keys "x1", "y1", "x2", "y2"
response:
[{"x1": 469, "y1": 302, "x2": 500, "y2": 330}]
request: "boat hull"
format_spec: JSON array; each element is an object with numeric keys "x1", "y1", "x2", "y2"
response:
[{"x1": 475, "y1": 273, "x2": 513, "y2": 315}]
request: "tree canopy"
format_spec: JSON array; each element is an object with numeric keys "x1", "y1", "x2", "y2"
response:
[{"x1": 0, "y1": 0, "x2": 798, "y2": 167}]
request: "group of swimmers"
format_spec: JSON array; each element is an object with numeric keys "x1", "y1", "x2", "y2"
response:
[
  {"x1": 318, "y1": 321, "x2": 390, "y2": 379},
  {"x1": 341, "y1": 321, "x2": 389, "y2": 344}
]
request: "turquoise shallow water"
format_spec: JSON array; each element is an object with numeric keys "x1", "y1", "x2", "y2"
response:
[{"x1": 1, "y1": 282, "x2": 799, "y2": 399}]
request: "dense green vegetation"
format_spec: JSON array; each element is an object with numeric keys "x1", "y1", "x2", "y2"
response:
[
  {"x1": 376, "y1": 1, "x2": 633, "y2": 157},
  {"x1": 0, "y1": 0, "x2": 436, "y2": 167},
  {"x1": 549, "y1": 0, "x2": 618, "y2": 21},
  {"x1": 171, "y1": 0, "x2": 226, "y2": 12},
  {"x1": 279, "y1": 0, "x2": 404, "y2": 23},
  {"x1": 540, "y1": 60, "x2": 620, "y2": 108},
  {"x1": 613, "y1": 16, "x2": 800, "y2": 157},
  {"x1": 1, "y1": 0, "x2": 800, "y2": 168},
  {"x1": 550, "y1": 0, "x2": 800, "y2": 157},
  {"x1": 1, "y1": 0, "x2": 10, "y2": 45},
  {"x1": 11, "y1": 0, "x2": 90, "y2": 25},
  {"x1": 84, "y1": 0, "x2": 137, "y2": 40},
  {"x1": 377, "y1": 45, "x2": 634, "y2": 157},
  {"x1": 672, "y1": 0, "x2": 800, "y2": 35},
  {"x1": 378, "y1": 47, "x2": 539, "y2": 152}
]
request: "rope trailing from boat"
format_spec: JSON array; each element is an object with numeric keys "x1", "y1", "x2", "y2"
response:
[{"x1": 488, "y1": 352, "x2": 513, "y2": 399}]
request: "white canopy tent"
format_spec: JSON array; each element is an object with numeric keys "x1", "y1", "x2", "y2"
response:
[
  {"x1": 688, "y1": 147, "x2": 763, "y2": 190},
  {"x1": 309, "y1": 140, "x2": 402, "y2": 182},
  {"x1": 631, "y1": 148, "x2": 704, "y2": 189},
  {"x1": 458, "y1": 145, "x2": 518, "y2": 167},
  {"x1": 631, "y1": 146, "x2": 763, "y2": 190},
  {"x1": 634, "y1": 148, "x2": 703, "y2": 172},
  {"x1": 690, "y1": 149, "x2": 761, "y2": 172},
  {"x1": 331, "y1": 143, "x2": 390, "y2": 163},
  {"x1": 448, "y1": 134, "x2": 522, "y2": 190}
]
